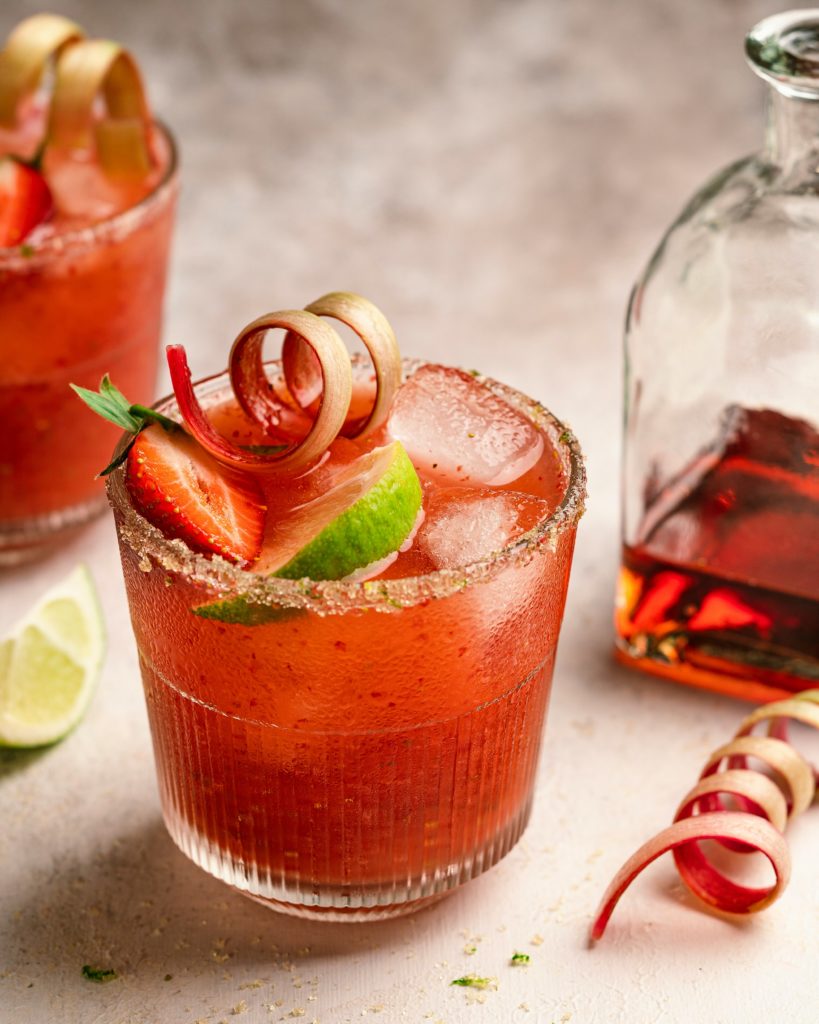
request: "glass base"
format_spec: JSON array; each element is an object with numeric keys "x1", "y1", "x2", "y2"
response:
[
  {"x1": 162, "y1": 798, "x2": 533, "y2": 921},
  {"x1": 0, "y1": 493, "x2": 108, "y2": 566},
  {"x1": 242, "y1": 890, "x2": 448, "y2": 921}
]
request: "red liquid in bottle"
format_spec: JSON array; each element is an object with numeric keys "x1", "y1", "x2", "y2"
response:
[{"x1": 616, "y1": 407, "x2": 819, "y2": 701}]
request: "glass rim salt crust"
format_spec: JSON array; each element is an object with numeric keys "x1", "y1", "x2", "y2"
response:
[{"x1": 107, "y1": 357, "x2": 586, "y2": 615}]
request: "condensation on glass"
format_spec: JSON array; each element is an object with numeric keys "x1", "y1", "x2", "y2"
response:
[{"x1": 108, "y1": 364, "x2": 585, "y2": 920}]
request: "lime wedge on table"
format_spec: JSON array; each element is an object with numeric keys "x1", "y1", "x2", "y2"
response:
[
  {"x1": 195, "y1": 441, "x2": 422, "y2": 625},
  {"x1": 0, "y1": 565, "x2": 105, "y2": 747}
]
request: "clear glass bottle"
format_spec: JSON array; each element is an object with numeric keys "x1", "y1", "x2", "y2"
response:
[{"x1": 616, "y1": 11, "x2": 819, "y2": 702}]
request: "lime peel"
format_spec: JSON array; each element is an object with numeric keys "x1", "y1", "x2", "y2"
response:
[
  {"x1": 194, "y1": 441, "x2": 422, "y2": 625},
  {"x1": 0, "y1": 565, "x2": 105, "y2": 747},
  {"x1": 274, "y1": 441, "x2": 421, "y2": 580}
]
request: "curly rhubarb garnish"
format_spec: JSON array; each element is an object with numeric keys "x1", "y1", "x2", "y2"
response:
[
  {"x1": 171, "y1": 309, "x2": 353, "y2": 475},
  {"x1": 590, "y1": 689, "x2": 819, "y2": 942},
  {"x1": 0, "y1": 16, "x2": 153, "y2": 181},
  {"x1": 73, "y1": 293, "x2": 405, "y2": 559},
  {"x1": 281, "y1": 291, "x2": 402, "y2": 439},
  {"x1": 82, "y1": 295, "x2": 401, "y2": 480},
  {"x1": 0, "y1": 13, "x2": 84, "y2": 127},
  {"x1": 48, "y1": 38, "x2": 153, "y2": 178}
]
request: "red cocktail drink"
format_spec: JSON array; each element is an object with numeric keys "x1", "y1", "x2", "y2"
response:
[
  {"x1": 0, "y1": 16, "x2": 177, "y2": 562},
  {"x1": 106, "y1": 332, "x2": 584, "y2": 918}
]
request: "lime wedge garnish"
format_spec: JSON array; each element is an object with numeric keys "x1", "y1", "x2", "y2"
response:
[
  {"x1": 195, "y1": 441, "x2": 423, "y2": 625},
  {"x1": 0, "y1": 565, "x2": 105, "y2": 747}
]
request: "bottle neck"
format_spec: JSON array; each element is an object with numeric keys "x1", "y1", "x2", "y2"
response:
[{"x1": 765, "y1": 86, "x2": 819, "y2": 172}]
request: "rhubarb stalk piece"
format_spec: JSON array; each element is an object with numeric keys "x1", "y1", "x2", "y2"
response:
[
  {"x1": 165, "y1": 295, "x2": 404, "y2": 476},
  {"x1": 172, "y1": 311, "x2": 353, "y2": 475},
  {"x1": 0, "y1": 13, "x2": 84, "y2": 126},
  {"x1": 282, "y1": 291, "x2": 403, "y2": 439},
  {"x1": 590, "y1": 689, "x2": 819, "y2": 941},
  {"x1": 48, "y1": 38, "x2": 153, "y2": 178}
]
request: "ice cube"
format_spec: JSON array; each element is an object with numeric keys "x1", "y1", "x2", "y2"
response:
[
  {"x1": 418, "y1": 488, "x2": 549, "y2": 570},
  {"x1": 387, "y1": 364, "x2": 544, "y2": 486}
]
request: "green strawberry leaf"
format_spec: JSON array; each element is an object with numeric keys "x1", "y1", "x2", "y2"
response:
[
  {"x1": 71, "y1": 377, "x2": 142, "y2": 432},
  {"x1": 71, "y1": 374, "x2": 181, "y2": 476}
]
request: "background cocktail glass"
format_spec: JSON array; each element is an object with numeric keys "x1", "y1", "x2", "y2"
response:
[
  {"x1": 0, "y1": 123, "x2": 177, "y2": 565},
  {"x1": 108, "y1": 362, "x2": 584, "y2": 920}
]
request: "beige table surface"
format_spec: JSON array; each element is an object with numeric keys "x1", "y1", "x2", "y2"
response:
[{"x1": 2, "y1": 1, "x2": 817, "y2": 1022}]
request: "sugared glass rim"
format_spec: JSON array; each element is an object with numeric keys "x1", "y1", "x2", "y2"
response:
[
  {"x1": 0, "y1": 118, "x2": 178, "y2": 265},
  {"x1": 107, "y1": 359, "x2": 586, "y2": 614}
]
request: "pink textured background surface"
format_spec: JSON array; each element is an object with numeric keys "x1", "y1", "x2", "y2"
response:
[{"x1": 2, "y1": 2, "x2": 816, "y2": 1022}]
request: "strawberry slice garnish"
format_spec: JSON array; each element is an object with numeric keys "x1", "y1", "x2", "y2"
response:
[
  {"x1": 0, "y1": 156, "x2": 53, "y2": 246},
  {"x1": 126, "y1": 424, "x2": 266, "y2": 564},
  {"x1": 72, "y1": 374, "x2": 267, "y2": 563}
]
